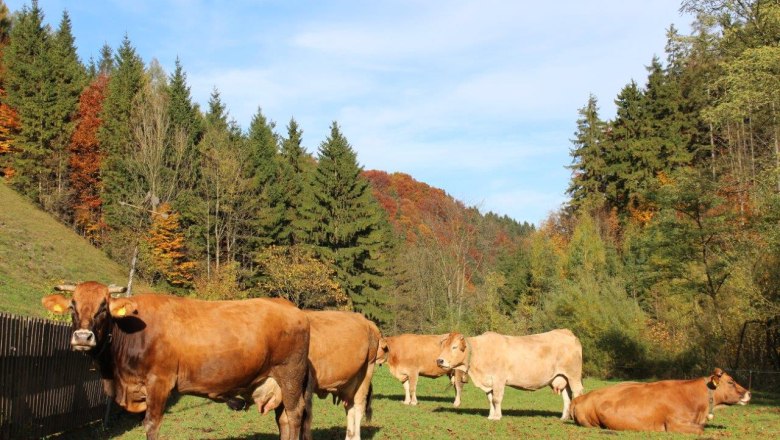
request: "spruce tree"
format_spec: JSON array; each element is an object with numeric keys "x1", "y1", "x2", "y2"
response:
[
  {"x1": 280, "y1": 118, "x2": 313, "y2": 245},
  {"x1": 245, "y1": 107, "x2": 284, "y2": 248},
  {"x1": 567, "y1": 94, "x2": 607, "y2": 211},
  {"x1": 48, "y1": 10, "x2": 86, "y2": 212},
  {"x1": 166, "y1": 58, "x2": 204, "y2": 257},
  {"x1": 98, "y1": 35, "x2": 145, "y2": 235},
  {"x1": 3, "y1": 0, "x2": 56, "y2": 201},
  {"x1": 301, "y1": 121, "x2": 391, "y2": 320}
]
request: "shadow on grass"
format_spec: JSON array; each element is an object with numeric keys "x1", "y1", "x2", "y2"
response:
[
  {"x1": 214, "y1": 425, "x2": 381, "y2": 440},
  {"x1": 372, "y1": 393, "x2": 457, "y2": 404},
  {"x1": 433, "y1": 407, "x2": 561, "y2": 418}
]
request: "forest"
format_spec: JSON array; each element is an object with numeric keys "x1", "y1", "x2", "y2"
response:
[{"x1": 0, "y1": 0, "x2": 779, "y2": 378}]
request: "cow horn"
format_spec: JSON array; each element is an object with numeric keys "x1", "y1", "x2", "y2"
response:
[
  {"x1": 54, "y1": 284, "x2": 77, "y2": 292},
  {"x1": 108, "y1": 284, "x2": 128, "y2": 294}
]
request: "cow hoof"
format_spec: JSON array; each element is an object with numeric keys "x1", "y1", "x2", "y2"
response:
[
  {"x1": 488, "y1": 415, "x2": 501, "y2": 421},
  {"x1": 453, "y1": 401, "x2": 461, "y2": 408},
  {"x1": 226, "y1": 397, "x2": 247, "y2": 411},
  {"x1": 410, "y1": 401, "x2": 418, "y2": 406}
]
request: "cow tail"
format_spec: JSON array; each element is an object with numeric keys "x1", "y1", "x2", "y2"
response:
[{"x1": 365, "y1": 383, "x2": 373, "y2": 422}]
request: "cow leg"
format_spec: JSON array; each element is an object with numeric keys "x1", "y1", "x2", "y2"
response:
[
  {"x1": 560, "y1": 384, "x2": 572, "y2": 421},
  {"x1": 665, "y1": 418, "x2": 705, "y2": 434},
  {"x1": 452, "y1": 371, "x2": 463, "y2": 408},
  {"x1": 485, "y1": 390, "x2": 496, "y2": 419},
  {"x1": 141, "y1": 376, "x2": 175, "y2": 440},
  {"x1": 402, "y1": 378, "x2": 412, "y2": 405},
  {"x1": 276, "y1": 376, "x2": 307, "y2": 440},
  {"x1": 489, "y1": 384, "x2": 505, "y2": 421},
  {"x1": 345, "y1": 366, "x2": 374, "y2": 440},
  {"x1": 408, "y1": 373, "x2": 419, "y2": 405}
]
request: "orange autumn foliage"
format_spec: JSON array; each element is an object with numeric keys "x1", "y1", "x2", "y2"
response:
[
  {"x1": 69, "y1": 75, "x2": 108, "y2": 242},
  {"x1": 147, "y1": 203, "x2": 197, "y2": 287}
]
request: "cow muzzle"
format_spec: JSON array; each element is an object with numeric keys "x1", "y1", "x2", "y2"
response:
[
  {"x1": 739, "y1": 391, "x2": 751, "y2": 405},
  {"x1": 71, "y1": 329, "x2": 96, "y2": 351},
  {"x1": 436, "y1": 358, "x2": 450, "y2": 369}
]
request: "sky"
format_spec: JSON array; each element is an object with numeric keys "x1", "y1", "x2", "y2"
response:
[{"x1": 7, "y1": 0, "x2": 692, "y2": 224}]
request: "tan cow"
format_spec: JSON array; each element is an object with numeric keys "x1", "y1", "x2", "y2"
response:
[
  {"x1": 570, "y1": 368, "x2": 751, "y2": 433},
  {"x1": 436, "y1": 329, "x2": 583, "y2": 420},
  {"x1": 305, "y1": 311, "x2": 381, "y2": 440},
  {"x1": 377, "y1": 334, "x2": 465, "y2": 407}
]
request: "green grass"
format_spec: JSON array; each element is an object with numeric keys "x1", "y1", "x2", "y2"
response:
[
  {"x1": 0, "y1": 182, "x2": 133, "y2": 317},
  {"x1": 52, "y1": 367, "x2": 780, "y2": 439}
]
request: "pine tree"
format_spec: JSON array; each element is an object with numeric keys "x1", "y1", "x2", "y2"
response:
[
  {"x1": 48, "y1": 10, "x2": 87, "y2": 212},
  {"x1": 280, "y1": 117, "x2": 313, "y2": 245},
  {"x1": 245, "y1": 107, "x2": 284, "y2": 248},
  {"x1": 3, "y1": 0, "x2": 56, "y2": 201},
  {"x1": 166, "y1": 58, "x2": 204, "y2": 257},
  {"x1": 301, "y1": 121, "x2": 391, "y2": 320},
  {"x1": 98, "y1": 35, "x2": 145, "y2": 234},
  {"x1": 567, "y1": 94, "x2": 607, "y2": 211},
  {"x1": 0, "y1": 0, "x2": 17, "y2": 179}
]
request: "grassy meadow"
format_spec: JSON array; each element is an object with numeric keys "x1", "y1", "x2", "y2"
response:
[
  {"x1": 53, "y1": 366, "x2": 780, "y2": 440},
  {"x1": 0, "y1": 182, "x2": 138, "y2": 317}
]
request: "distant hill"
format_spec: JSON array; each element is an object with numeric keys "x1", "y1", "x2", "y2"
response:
[{"x1": 0, "y1": 182, "x2": 131, "y2": 317}]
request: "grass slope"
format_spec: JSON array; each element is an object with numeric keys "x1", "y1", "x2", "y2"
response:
[
  {"x1": 0, "y1": 182, "x2": 131, "y2": 317},
  {"x1": 54, "y1": 366, "x2": 779, "y2": 439}
]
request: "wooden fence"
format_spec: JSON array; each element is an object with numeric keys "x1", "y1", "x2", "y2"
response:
[{"x1": 0, "y1": 312, "x2": 106, "y2": 439}]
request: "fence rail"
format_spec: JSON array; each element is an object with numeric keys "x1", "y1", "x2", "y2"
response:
[{"x1": 0, "y1": 312, "x2": 106, "y2": 439}]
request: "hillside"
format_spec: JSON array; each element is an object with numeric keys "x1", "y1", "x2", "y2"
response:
[{"x1": 0, "y1": 182, "x2": 131, "y2": 317}]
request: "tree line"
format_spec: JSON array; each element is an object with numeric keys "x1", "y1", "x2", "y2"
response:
[{"x1": 2, "y1": 0, "x2": 778, "y2": 378}]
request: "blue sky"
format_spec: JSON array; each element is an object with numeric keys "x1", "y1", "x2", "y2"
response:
[{"x1": 8, "y1": 0, "x2": 691, "y2": 224}]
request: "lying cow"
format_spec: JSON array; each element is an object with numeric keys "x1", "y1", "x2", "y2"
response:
[
  {"x1": 570, "y1": 368, "x2": 751, "y2": 433},
  {"x1": 42, "y1": 281, "x2": 310, "y2": 440},
  {"x1": 377, "y1": 334, "x2": 465, "y2": 406},
  {"x1": 436, "y1": 329, "x2": 584, "y2": 420}
]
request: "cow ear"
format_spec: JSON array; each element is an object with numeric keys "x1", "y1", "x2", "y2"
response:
[
  {"x1": 42, "y1": 294, "x2": 70, "y2": 314},
  {"x1": 459, "y1": 336, "x2": 466, "y2": 351},
  {"x1": 109, "y1": 297, "x2": 138, "y2": 318},
  {"x1": 439, "y1": 335, "x2": 449, "y2": 346},
  {"x1": 708, "y1": 371, "x2": 722, "y2": 389}
]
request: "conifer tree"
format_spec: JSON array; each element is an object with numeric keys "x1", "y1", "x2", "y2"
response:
[
  {"x1": 98, "y1": 35, "x2": 145, "y2": 234},
  {"x1": 0, "y1": 0, "x2": 18, "y2": 179},
  {"x1": 48, "y1": 10, "x2": 87, "y2": 210},
  {"x1": 567, "y1": 94, "x2": 607, "y2": 211},
  {"x1": 301, "y1": 121, "x2": 391, "y2": 320},
  {"x1": 280, "y1": 117, "x2": 313, "y2": 245},
  {"x1": 3, "y1": 1, "x2": 57, "y2": 201},
  {"x1": 166, "y1": 58, "x2": 204, "y2": 255},
  {"x1": 245, "y1": 107, "x2": 284, "y2": 248}
]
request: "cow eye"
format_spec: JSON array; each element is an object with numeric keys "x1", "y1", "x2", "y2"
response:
[{"x1": 728, "y1": 380, "x2": 735, "y2": 385}]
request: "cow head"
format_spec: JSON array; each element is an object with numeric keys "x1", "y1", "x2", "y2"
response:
[
  {"x1": 42, "y1": 281, "x2": 130, "y2": 352},
  {"x1": 436, "y1": 332, "x2": 467, "y2": 371},
  {"x1": 709, "y1": 368, "x2": 751, "y2": 407},
  {"x1": 376, "y1": 338, "x2": 389, "y2": 365}
]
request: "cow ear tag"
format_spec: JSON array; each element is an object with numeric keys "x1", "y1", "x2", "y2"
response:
[
  {"x1": 116, "y1": 306, "x2": 127, "y2": 317},
  {"x1": 53, "y1": 304, "x2": 63, "y2": 313}
]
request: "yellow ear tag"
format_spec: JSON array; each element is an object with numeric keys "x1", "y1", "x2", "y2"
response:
[
  {"x1": 53, "y1": 304, "x2": 63, "y2": 313},
  {"x1": 116, "y1": 307, "x2": 126, "y2": 317}
]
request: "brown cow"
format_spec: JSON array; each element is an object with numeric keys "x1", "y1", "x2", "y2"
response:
[
  {"x1": 42, "y1": 281, "x2": 310, "y2": 440},
  {"x1": 570, "y1": 368, "x2": 751, "y2": 433},
  {"x1": 377, "y1": 334, "x2": 465, "y2": 407},
  {"x1": 436, "y1": 330, "x2": 584, "y2": 420}
]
